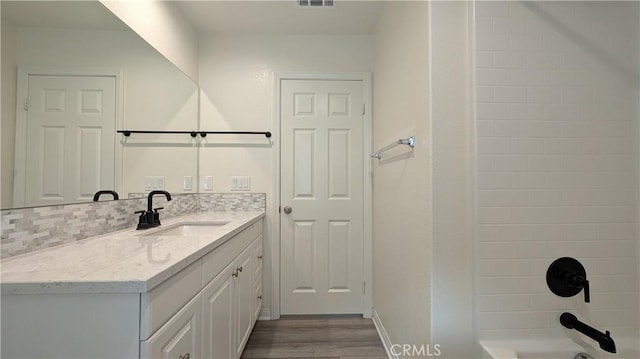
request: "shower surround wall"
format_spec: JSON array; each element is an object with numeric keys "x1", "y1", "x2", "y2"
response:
[{"x1": 476, "y1": 1, "x2": 639, "y2": 340}]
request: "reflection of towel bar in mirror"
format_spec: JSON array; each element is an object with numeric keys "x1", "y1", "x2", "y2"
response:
[
  {"x1": 370, "y1": 136, "x2": 415, "y2": 160},
  {"x1": 117, "y1": 130, "x2": 272, "y2": 138}
]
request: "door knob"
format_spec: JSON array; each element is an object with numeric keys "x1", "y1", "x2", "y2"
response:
[{"x1": 283, "y1": 206, "x2": 292, "y2": 214}]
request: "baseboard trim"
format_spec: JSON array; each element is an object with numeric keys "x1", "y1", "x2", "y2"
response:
[
  {"x1": 258, "y1": 308, "x2": 271, "y2": 321},
  {"x1": 372, "y1": 309, "x2": 398, "y2": 359}
]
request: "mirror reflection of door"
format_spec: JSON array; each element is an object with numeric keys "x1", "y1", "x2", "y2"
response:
[{"x1": 19, "y1": 74, "x2": 116, "y2": 207}]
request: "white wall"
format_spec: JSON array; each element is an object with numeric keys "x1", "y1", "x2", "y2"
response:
[
  {"x1": 1, "y1": 19, "x2": 18, "y2": 208},
  {"x1": 372, "y1": 1, "x2": 432, "y2": 354},
  {"x1": 430, "y1": 2, "x2": 475, "y2": 358},
  {"x1": 198, "y1": 33, "x2": 373, "y2": 315},
  {"x1": 6, "y1": 27, "x2": 198, "y2": 201},
  {"x1": 100, "y1": 0, "x2": 199, "y2": 82},
  {"x1": 476, "y1": 1, "x2": 640, "y2": 341}
]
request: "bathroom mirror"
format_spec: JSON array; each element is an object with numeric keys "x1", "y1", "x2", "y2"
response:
[{"x1": 1, "y1": 1, "x2": 199, "y2": 209}]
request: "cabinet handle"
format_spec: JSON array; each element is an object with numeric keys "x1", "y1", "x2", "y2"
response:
[
  {"x1": 237, "y1": 266, "x2": 243, "y2": 273},
  {"x1": 232, "y1": 270, "x2": 238, "y2": 278},
  {"x1": 257, "y1": 295, "x2": 262, "y2": 300},
  {"x1": 257, "y1": 255, "x2": 263, "y2": 260},
  {"x1": 179, "y1": 354, "x2": 190, "y2": 359}
]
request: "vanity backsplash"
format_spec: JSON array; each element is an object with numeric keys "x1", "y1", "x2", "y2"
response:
[{"x1": 1, "y1": 193, "x2": 265, "y2": 259}]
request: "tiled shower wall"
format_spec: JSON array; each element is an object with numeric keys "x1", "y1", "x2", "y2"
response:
[
  {"x1": 476, "y1": 2, "x2": 639, "y2": 339},
  {"x1": 1, "y1": 193, "x2": 265, "y2": 259}
]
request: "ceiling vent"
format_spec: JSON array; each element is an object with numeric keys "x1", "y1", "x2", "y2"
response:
[{"x1": 298, "y1": 0, "x2": 335, "y2": 8}]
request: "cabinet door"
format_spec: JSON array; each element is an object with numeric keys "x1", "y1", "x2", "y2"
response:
[
  {"x1": 140, "y1": 294, "x2": 201, "y2": 359},
  {"x1": 252, "y1": 236, "x2": 263, "y2": 283},
  {"x1": 234, "y1": 246, "x2": 253, "y2": 358},
  {"x1": 202, "y1": 264, "x2": 235, "y2": 359},
  {"x1": 253, "y1": 276, "x2": 263, "y2": 321},
  {"x1": 251, "y1": 237, "x2": 264, "y2": 322}
]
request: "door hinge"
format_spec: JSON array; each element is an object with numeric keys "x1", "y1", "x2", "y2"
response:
[
  {"x1": 23, "y1": 98, "x2": 29, "y2": 111},
  {"x1": 362, "y1": 281, "x2": 366, "y2": 294}
]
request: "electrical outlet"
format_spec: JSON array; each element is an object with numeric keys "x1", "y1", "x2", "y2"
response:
[
  {"x1": 183, "y1": 176, "x2": 193, "y2": 191},
  {"x1": 203, "y1": 176, "x2": 213, "y2": 191}
]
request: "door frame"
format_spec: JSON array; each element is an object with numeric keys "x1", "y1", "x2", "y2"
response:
[
  {"x1": 13, "y1": 67, "x2": 124, "y2": 207},
  {"x1": 271, "y1": 72, "x2": 373, "y2": 319}
]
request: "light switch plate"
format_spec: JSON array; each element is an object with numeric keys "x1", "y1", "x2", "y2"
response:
[
  {"x1": 231, "y1": 176, "x2": 250, "y2": 191},
  {"x1": 145, "y1": 176, "x2": 165, "y2": 190},
  {"x1": 203, "y1": 176, "x2": 213, "y2": 191}
]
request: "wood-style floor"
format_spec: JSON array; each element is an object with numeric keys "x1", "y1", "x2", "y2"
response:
[{"x1": 241, "y1": 315, "x2": 388, "y2": 359}]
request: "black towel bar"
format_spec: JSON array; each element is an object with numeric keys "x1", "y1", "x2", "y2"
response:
[{"x1": 117, "y1": 130, "x2": 271, "y2": 138}]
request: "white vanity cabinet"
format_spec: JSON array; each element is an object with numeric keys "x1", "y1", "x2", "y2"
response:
[
  {"x1": 200, "y1": 238, "x2": 260, "y2": 359},
  {"x1": 202, "y1": 263, "x2": 235, "y2": 359},
  {"x1": 1, "y1": 215, "x2": 264, "y2": 359},
  {"x1": 141, "y1": 219, "x2": 264, "y2": 359}
]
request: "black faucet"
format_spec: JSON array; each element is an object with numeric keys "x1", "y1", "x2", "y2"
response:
[
  {"x1": 560, "y1": 312, "x2": 616, "y2": 353},
  {"x1": 136, "y1": 191, "x2": 172, "y2": 230},
  {"x1": 93, "y1": 190, "x2": 119, "y2": 201}
]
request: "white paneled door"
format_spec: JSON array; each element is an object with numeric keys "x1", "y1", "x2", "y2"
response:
[
  {"x1": 280, "y1": 79, "x2": 364, "y2": 315},
  {"x1": 24, "y1": 75, "x2": 116, "y2": 206}
]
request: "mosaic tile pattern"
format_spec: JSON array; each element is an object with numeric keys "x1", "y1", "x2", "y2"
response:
[
  {"x1": 126, "y1": 193, "x2": 148, "y2": 199},
  {"x1": 1, "y1": 193, "x2": 265, "y2": 259},
  {"x1": 199, "y1": 193, "x2": 266, "y2": 211}
]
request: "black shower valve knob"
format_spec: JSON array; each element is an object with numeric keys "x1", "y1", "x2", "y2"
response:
[{"x1": 546, "y1": 257, "x2": 590, "y2": 303}]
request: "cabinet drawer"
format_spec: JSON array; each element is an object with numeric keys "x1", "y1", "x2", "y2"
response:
[
  {"x1": 202, "y1": 219, "x2": 262, "y2": 286},
  {"x1": 140, "y1": 261, "x2": 202, "y2": 340},
  {"x1": 140, "y1": 293, "x2": 201, "y2": 359}
]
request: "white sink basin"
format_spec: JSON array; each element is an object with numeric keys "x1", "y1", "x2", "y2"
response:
[{"x1": 141, "y1": 221, "x2": 230, "y2": 236}]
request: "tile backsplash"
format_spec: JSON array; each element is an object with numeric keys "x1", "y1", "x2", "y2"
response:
[{"x1": 1, "y1": 193, "x2": 265, "y2": 259}]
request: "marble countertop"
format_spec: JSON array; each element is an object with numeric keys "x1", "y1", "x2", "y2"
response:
[{"x1": 1, "y1": 211, "x2": 264, "y2": 295}]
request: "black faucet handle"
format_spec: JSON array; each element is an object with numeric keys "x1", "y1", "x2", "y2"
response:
[
  {"x1": 583, "y1": 279, "x2": 590, "y2": 303},
  {"x1": 136, "y1": 210, "x2": 152, "y2": 230},
  {"x1": 566, "y1": 272, "x2": 590, "y2": 303},
  {"x1": 151, "y1": 207, "x2": 163, "y2": 226}
]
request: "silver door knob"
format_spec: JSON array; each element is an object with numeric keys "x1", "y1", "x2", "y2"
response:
[{"x1": 283, "y1": 206, "x2": 292, "y2": 214}]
